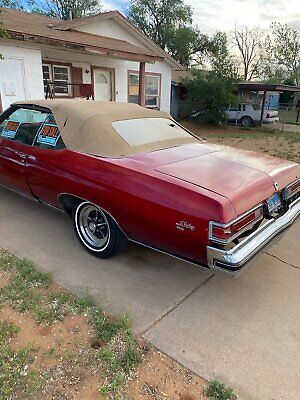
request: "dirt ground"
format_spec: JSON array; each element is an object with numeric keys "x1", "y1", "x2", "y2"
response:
[
  {"x1": 129, "y1": 349, "x2": 208, "y2": 400},
  {"x1": 181, "y1": 121, "x2": 300, "y2": 164},
  {"x1": 0, "y1": 259, "x2": 209, "y2": 400}
]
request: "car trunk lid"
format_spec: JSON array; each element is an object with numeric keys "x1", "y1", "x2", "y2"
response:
[{"x1": 154, "y1": 144, "x2": 300, "y2": 216}]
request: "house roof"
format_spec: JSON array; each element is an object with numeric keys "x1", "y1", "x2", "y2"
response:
[
  {"x1": 53, "y1": 10, "x2": 124, "y2": 30},
  {"x1": 238, "y1": 82, "x2": 300, "y2": 93},
  {"x1": 0, "y1": 7, "x2": 163, "y2": 63},
  {"x1": 172, "y1": 70, "x2": 194, "y2": 84},
  {"x1": 52, "y1": 10, "x2": 185, "y2": 70}
]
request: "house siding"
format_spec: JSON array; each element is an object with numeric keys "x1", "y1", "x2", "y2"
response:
[
  {"x1": 75, "y1": 19, "x2": 172, "y2": 112},
  {"x1": 42, "y1": 47, "x2": 171, "y2": 112},
  {"x1": 76, "y1": 18, "x2": 143, "y2": 48},
  {"x1": 0, "y1": 28, "x2": 172, "y2": 113},
  {"x1": 0, "y1": 41, "x2": 44, "y2": 110}
]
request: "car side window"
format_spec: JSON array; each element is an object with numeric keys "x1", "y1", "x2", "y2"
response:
[
  {"x1": 32, "y1": 114, "x2": 66, "y2": 150},
  {"x1": 0, "y1": 108, "x2": 48, "y2": 146},
  {"x1": 229, "y1": 105, "x2": 241, "y2": 112}
]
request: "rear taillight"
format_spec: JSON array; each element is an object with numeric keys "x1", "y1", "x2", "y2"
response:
[
  {"x1": 209, "y1": 205, "x2": 263, "y2": 244},
  {"x1": 283, "y1": 178, "x2": 300, "y2": 201}
]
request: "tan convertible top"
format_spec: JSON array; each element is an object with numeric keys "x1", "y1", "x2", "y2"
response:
[{"x1": 14, "y1": 100, "x2": 198, "y2": 157}]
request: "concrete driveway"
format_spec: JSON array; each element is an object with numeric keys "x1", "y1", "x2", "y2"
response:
[{"x1": 0, "y1": 185, "x2": 299, "y2": 400}]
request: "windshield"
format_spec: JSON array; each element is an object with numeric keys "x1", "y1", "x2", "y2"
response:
[{"x1": 112, "y1": 118, "x2": 193, "y2": 147}]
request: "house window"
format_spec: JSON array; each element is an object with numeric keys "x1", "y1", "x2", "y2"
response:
[
  {"x1": 42, "y1": 64, "x2": 52, "y2": 95},
  {"x1": 42, "y1": 63, "x2": 71, "y2": 97},
  {"x1": 128, "y1": 73, "x2": 139, "y2": 104},
  {"x1": 128, "y1": 72, "x2": 161, "y2": 109}
]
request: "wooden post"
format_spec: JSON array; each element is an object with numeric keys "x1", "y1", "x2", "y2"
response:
[
  {"x1": 260, "y1": 90, "x2": 267, "y2": 127},
  {"x1": 138, "y1": 62, "x2": 146, "y2": 107}
]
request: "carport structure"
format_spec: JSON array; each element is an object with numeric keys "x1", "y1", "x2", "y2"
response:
[{"x1": 237, "y1": 82, "x2": 300, "y2": 125}]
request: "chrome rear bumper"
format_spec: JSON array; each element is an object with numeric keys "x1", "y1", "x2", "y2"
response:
[{"x1": 207, "y1": 197, "x2": 300, "y2": 275}]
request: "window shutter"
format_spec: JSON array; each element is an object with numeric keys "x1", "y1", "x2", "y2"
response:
[{"x1": 72, "y1": 67, "x2": 83, "y2": 97}]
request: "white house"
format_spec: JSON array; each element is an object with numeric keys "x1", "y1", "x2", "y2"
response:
[{"x1": 0, "y1": 7, "x2": 184, "y2": 113}]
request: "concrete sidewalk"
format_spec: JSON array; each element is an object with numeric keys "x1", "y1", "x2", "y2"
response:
[{"x1": 0, "y1": 186, "x2": 299, "y2": 400}]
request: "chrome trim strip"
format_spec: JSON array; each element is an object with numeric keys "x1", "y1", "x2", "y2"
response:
[
  {"x1": 209, "y1": 203, "x2": 263, "y2": 245},
  {"x1": 129, "y1": 239, "x2": 207, "y2": 269},
  {"x1": 207, "y1": 197, "x2": 300, "y2": 275}
]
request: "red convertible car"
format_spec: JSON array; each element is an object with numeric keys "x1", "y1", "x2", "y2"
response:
[{"x1": 0, "y1": 100, "x2": 299, "y2": 275}]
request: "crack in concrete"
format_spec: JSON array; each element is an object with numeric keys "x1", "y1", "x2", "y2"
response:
[
  {"x1": 264, "y1": 251, "x2": 300, "y2": 270},
  {"x1": 142, "y1": 249, "x2": 299, "y2": 336},
  {"x1": 140, "y1": 273, "x2": 215, "y2": 336}
]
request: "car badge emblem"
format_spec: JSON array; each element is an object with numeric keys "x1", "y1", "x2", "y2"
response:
[
  {"x1": 176, "y1": 221, "x2": 195, "y2": 231},
  {"x1": 274, "y1": 182, "x2": 279, "y2": 191}
]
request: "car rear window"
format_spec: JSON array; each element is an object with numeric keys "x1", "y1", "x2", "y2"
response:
[{"x1": 111, "y1": 118, "x2": 192, "y2": 147}]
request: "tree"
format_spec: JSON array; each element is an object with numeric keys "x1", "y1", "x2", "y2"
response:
[
  {"x1": 232, "y1": 25, "x2": 264, "y2": 81},
  {"x1": 167, "y1": 28, "x2": 233, "y2": 69},
  {"x1": 0, "y1": 0, "x2": 102, "y2": 19},
  {"x1": 265, "y1": 23, "x2": 300, "y2": 86},
  {"x1": 209, "y1": 32, "x2": 239, "y2": 78},
  {"x1": 185, "y1": 70, "x2": 238, "y2": 124},
  {"x1": 127, "y1": 0, "x2": 193, "y2": 53},
  {"x1": 0, "y1": 0, "x2": 24, "y2": 9},
  {"x1": 0, "y1": 9, "x2": 9, "y2": 59},
  {"x1": 168, "y1": 27, "x2": 212, "y2": 67},
  {"x1": 127, "y1": 0, "x2": 239, "y2": 69}
]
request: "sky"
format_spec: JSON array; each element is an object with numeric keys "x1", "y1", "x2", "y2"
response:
[{"x1": 102, "y1": 0, "x2": 300, "y2": 34}]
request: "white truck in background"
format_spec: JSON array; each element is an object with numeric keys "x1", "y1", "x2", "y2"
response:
[{"x1": 226, "y1": 103, "x2": 279, "y2": 127}]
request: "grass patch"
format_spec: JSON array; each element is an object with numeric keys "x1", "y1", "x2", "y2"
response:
[
  {"x1": 93, "y1": 310, "x2": 141, "y2": 395},
  {"x1": 0, "y1": 345, "x2": 41, "y2": 399},
  {"x1": 14, "y1": 258, "x2": 51, "y2": 288},
  {"x1": 0, "y1": 249, "x2": 142, "y2": 398},
  {"x1": 0, "y1": 320, "x2": 20, "y2": 345},
  {"x1": 204, "y1": 380, "x2": 237, "y2": 400},
  {"x1": 91, "y1": 309, "x2": 131, "y2": 343},
  {"x1": 0, "y1": 277, "x2": 42, "y2": 312},
  {"x1": 0, "y1": 320, "x2": 41, "y2": 399},
  {"x1": 183, "y1": 122, "x2": 300, "y2": 163}
]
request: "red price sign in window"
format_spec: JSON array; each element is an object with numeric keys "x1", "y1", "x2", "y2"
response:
[
  {"x1": 37, "y1": 124, "x2": 60, "y2": 146},
  {"x1": 2, "y1": 121, "x2": 20, "y2": 139}
]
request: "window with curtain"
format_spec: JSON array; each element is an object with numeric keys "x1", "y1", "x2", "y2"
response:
[{"x1": 128, "y1": 72, "x2": 161, "y2": 109}]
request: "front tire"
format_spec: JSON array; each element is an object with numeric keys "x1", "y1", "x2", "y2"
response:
[{"x1": 73, "y1": 202, "x2": 127, "y2": 258}]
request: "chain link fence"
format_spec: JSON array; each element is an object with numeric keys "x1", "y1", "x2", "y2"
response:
[{"x1": 278, "y1": 104, "x2": 300, "y2": 125}]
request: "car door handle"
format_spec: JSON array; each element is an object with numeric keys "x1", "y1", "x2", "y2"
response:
[
  {"x1": 18, "y1": 152, "x2": 27, "y2": 159},
  {"x1": 18, "y1": 152, "x2": 28, "y2": 163}
]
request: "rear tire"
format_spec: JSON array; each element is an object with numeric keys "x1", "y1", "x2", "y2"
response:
[
  {"x1": 73, "y1": 201, "x2": 127, "y2": 258},
  {"x1": 241, "y1": 116, "x2": 254, "y2": 127}
]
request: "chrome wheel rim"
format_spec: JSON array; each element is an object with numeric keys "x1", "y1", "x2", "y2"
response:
[{"x1": 76, "y1": 203, "x2": 110, "y2": 251}]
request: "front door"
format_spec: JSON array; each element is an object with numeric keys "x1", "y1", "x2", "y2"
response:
[
  {"x1": 0, "y1": 106, "x2": 49, "y2": 195},
  {"x1": 0, "y1": 58, "x2": 27, "y2": 111},
  {"x1": 93, "y1": 69, "x2": 112, "y2": 101}
]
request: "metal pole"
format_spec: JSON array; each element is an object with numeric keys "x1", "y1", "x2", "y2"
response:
[{"x1": 260, "y1": 90, "x2": 267, "y2": 127}]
